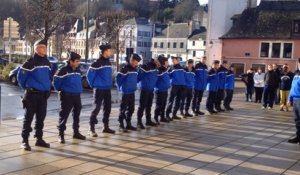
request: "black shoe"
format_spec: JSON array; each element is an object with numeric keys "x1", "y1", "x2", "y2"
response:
[
  {"x1": 21, "y1": 141, "x2": 31, "y2": 151},
  {"x1": 197, "y1": 111, "x2": 205, "y2": 115},
  {"x1": 126, "y1": 125, "x2": 137, "y2": 131},
  {"x1": 185, "y1": 113, "x2": 193, "y2": 117},
  {"x1": 89, "y1": 125, "x2": 98, "y2": 137},
  {"x1": 180, "y1": 111, "x2": 184, "y2": 116},
  {"x1": 146, "y1": 120, "x2": 157, "y2": 127},
  {"x1": 58, "y1": 134, "x2": 65, "y2": 144},
  {"x1": 212, "y1": 110, "x2": 218, "y2": 114},
  {"x1": 160, "y1": 117, "x2": 169, "y2": 123},
  {"x1": 154, "y1": 117, "x2": 160, "y2": 125},
  {"x1": 102, "y1": 127, "x2": 116, "y2": 134},
  {"x1": 137, "y1": 122, "x2": 146, "y2": 130},
  {"x1": 73, "y1": 132, "x2": 86, "y2": 140},
  {"x1": 35, "y1": 138, "x2": 50, "y2": 148},
  {"x1": 216, "y1": 108, "x2": 225, "y2": 112},
  {"x1": 172, "y1": 115, "x2": 182, "y2": 120},
  {"x1": 166, "y1": 116, "x2": 173, "y2": 121},
  {"x1": 288, "y1": 137, "x2": 300, "y2": 144},
  {"x1": 119, "y1": 124, "x2": 128, "y2": 132}
]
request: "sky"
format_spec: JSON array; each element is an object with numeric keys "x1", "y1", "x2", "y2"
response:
[{"x1": 198, "y1": 0, "x2": 261, "y2": 5}]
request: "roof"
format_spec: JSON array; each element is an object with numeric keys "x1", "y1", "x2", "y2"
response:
[
  {"x1": 221, "y1": 1, "x2": 300, "y2": 39},
  {"x1": 154, "y1": 23, "x2": 190, "y2": 38},
  {"x1": 188, "y1": 27, "x2": 207, "y2": 40},
  {"x1": 126, "y1": 17, "x2": 150, "y2": 25}
]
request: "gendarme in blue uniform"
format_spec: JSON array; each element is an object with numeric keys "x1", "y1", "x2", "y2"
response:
[
  {"x1": 194, "y1": 62, "x2": 208, "y2": 90},
  {"x1": 155, "y1": 67, "x2": 170, "y2": 92},
  {"x1": 17, "y1": 54, "x2": 52, "y2": 91},
  {"x1": 116, "y1": 64, "x2": 138, "y2": 94},
  {"x1": 169, "y1": 64, "x2": 186, "y2": 86},
  {"x1": 53, "y1": 65, "x2": 83, "y2": 94},
  {"x1": 225, "y1": 70, "x2": 235, "y2": 90},
  {"x1": 87, "y1": 56, "x2": 112, "y2": 89},
  {"x1": 206, "y1": 68, "x2": 219, "y2": 92},
  {"x1": 138, "y1": 61, "x2": 158, "y2": 91}
]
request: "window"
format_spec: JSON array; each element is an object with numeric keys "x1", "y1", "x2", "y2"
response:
[
  {"x1": 154, "y1": 42, "x2": 157, "y2": 48},
  {"x1": 231, "y1": 63, "x2": 244, "y2": 77},
  {"x1": 203, "y1": 41, "x2": 206, "y2": 46},
  {"x1": 138, "y1": 31, "x2": 142, "y2": 36},
  {"x1": 271, "y1": 43, "x2": 281, "y2": 58},
  {"x1": 143, "y1": 42, "x2": 148, "y2": 47},
  {"x1": 180, "y1": 42, "x2": 184, "y2": 48},
  {"x1": 283, "y1": 43, "x2": 292, "y2": 58},
  {"x1": 173, "y1": 42, "x2": 177, "y2": 48},
  {"x1": 193, "y1": 51, "x2": 196, "y2": 57},
  {"x1": 294, "y1": 20, "x2": 300, "y2": 33},
  {"x1": 192, "y1": 41, "x2": 195, "y2": 46},
  {"x1": 138, "y1": 41, "x2": 142, "y2": 47},
  {"x1": 260, "y1": 42, "x2": 269, "y2": 57},
  {"x1": 252, "y1": 64, "x2": 266, "y2": 73},
  {"x1": 167, "y1": 42, "x2": 170, "y2": 48},
  {"x1": 160, "y1": 42, "x2": 164, "y2": 48}
]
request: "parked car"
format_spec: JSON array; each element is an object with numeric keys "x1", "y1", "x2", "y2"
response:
[{"x1": 9, "y1": 57, "x2": 58, "y2": 86}]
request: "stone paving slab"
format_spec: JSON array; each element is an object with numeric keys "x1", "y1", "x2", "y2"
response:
[{"x1": 0, "y1": 93, "x2": 300, "y2": 175}]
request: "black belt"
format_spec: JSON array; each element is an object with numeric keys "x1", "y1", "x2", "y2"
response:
[
  {"x1": 26, "y1": 88, "x2": 47, "y2": 94},
  {"x1": 60, "y1": 92, "x2": 80, "y2": 96}
]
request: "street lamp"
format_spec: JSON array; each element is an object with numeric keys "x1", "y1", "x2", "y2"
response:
[{"x1": 85, "y1": 0, "x2": 90, "y2": 63}]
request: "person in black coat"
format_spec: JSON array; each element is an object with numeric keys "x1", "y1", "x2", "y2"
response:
[
  {"x1": 279, "y1": 64, "x2": 294, "y2": 111},
  {"x1": 241, "y1": 69, "x2": 254, "y2": 102},
  {"x1": 263, "y1": 64, "x2": 278, "y2": 109}
]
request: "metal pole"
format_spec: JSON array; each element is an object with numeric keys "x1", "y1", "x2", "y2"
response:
[
  {"x1": 0, "y1": 86, "x2": 2, "y2": 124},
  {"x1": 85, "y1": 0, "x2": 90, "y2": 63},
  {"x1": 8, "y1": 17, "x2": 12, "y2": 63}
]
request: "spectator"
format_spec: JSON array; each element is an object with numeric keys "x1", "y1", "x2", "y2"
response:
[
  {"x1": 254, "y1": 67, "x2": 265, "y2": 103},
  {"x1": 279, "y1": 65, "x2": 294, "y2": 111},
  {"x1": 273, "y1": 64, "x2": 281, "y2": 105},
  {"x1": 263, "y1": 64, "x2": 278, "y2": 109},
  {"x1": 241, "y1": 69, "x2": 254, "y2": 102}
]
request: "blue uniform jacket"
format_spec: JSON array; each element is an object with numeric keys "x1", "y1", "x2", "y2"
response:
[
  {"x1": 116, "y1": 64, "x2": 138, "y2": 94},
  {"x1": 206, "y1": 68, "x2": 219, "y2": 92},
  {"x1": 217, "y1": 65, "x2": 228, "y2": 90},
  {"x1": 289, "y1": 70, "x2": 300, "y2": 102},
  {"x1": 225, "y1": 70, "x2": 235, "y2": 90},
  {"x1": 53, "y1": 64, "x2": 83, "y2": 94},
  {"x1": 155, "y1": 66, "x2": 170, "y2": 92},
  {"x1": 184, "y1": 67, "x2": 195, "y2": 89},
  {"x1": 17, "y1": 54, "x2": 52, "y2": 91},
  {"x1": 194, "y1": 62, "x2": 208, "y2": 91},
  {"x1": 169, "y1": 64, "x2": 186, "y2": 86},
  {"x1": 138, "y1": 60, "x2": 158, "y2": 91},
  {"x1": 86, "y1": 56, "x2": 112, "y2": 89}
]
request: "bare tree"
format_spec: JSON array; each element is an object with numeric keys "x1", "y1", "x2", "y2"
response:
[
  {"x1": 96, "y1": 10, "x2": 136, "y2": 71},
  {"x1": 23, "y1": 0, "x2": 73, "y2": 43}
]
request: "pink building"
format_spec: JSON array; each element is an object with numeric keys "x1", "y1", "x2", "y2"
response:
[{"x1": 221, "y1": 1, "x2": 300, "y2": 76}]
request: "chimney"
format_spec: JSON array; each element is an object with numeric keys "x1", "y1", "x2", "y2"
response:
[
  {"x1": 248, "y1": 0, "x2": 257, "y2": 8},
  {"x1": 188, "y1": 21, "x2": 194, "y2": 35},
  {"x1": 83, "y1": 17, "x2": 86, "y2": 29}
]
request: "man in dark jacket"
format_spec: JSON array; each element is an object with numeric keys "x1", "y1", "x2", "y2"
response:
[
  {"x1": 263, "y1": 64, "x2": 278, "y2": 109},
  {"x1": 279, "y1": 65, "x2": 294, "y2": 111},
  {"x1": 206, "y1": 60, "x2": 220, "y2": 114},
  {"x1": 54, "y1": 52, "x2": 86, "y2": 144},
  {"x1": 215, "y1": 61, "x2": 228, "y2": 112},
  {"x1": 87, "y1": 44, "x2": 115, "y2": 136},
  {"x1": 241, "y1": 69, "x2": 254, "y2": 102}
]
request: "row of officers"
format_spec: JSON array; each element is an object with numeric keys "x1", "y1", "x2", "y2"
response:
[{"x1": 17, "y1": 39, "x2": 235, "y2": 151}]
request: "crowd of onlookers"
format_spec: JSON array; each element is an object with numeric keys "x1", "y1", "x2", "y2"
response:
[{"x1": 241, "y1": 64, "x2": 294, "y2": 111}]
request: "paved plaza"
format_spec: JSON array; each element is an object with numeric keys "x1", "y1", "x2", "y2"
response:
[{"x1": 0, "y1": 93, "x2": 300, "y2": 175}]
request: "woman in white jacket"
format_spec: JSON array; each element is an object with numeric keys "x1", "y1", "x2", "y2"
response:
[{"x1": 254, "y1": 68, "x2": 265, "y2": 103}]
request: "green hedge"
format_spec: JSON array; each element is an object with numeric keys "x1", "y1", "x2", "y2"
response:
[{"x1": 0, "y1": 63, "x2": 15, "y2": 80}]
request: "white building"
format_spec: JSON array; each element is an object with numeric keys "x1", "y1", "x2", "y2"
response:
[
  {"x1": 151, "y1": 21, "x2": 205, "y2": 62},
  {"x1": 206, "y1": 0, "x2": 257, "y2": 64},
  {"x1": 119, "y1": 17, "x2": 153, "y2": 62},
  {"x1": 187, "y1": 28, "x2": 206, "y2": 60}
]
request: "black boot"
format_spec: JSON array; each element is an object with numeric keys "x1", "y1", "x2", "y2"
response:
[
  {"x1": 89, "y1": 124, "x2": 98, "y2": 137},
  {"x1": 73, "y1": 131, "x2": 86, "y2": 140},
  {"x1": 102, "y1": 124, "x2": 115, "y2": 134},
  {"x1": 21, "y1": 139, "x2": 31, "y2": 151},
  {"x1": 197, "y1": 111, "x2": 205, "y2": 115},
  {"x1": 154, "y1": 115, "x2": 160, "y2": 125},
  {"x1": 126, "y1": 123, "x2": 137, "y2": 131},
  {"x1": 172, "y1": 115, "x2": 182, "y2": 120},
  {"x1": 185, "y1": 112, "x2": 193, "y2": 117},
  {"x1": 146, "y1": 120, "x2": 157, "y2": 127},
  {"x1": 288, "y1": 137, "x2": 300, "y2": 144},
  {"x1": 119, "y1": 120, "x2": 128, "y2": 132},
  {"x1": 137, "y1": 122, "x2": 146, "y2": 129},
  {"x1": 58, "y1": 132, "x2": 65, "y2": 144},
  {"x1": 35, "y1": 138, "x2": 50, "y2": 148}
]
